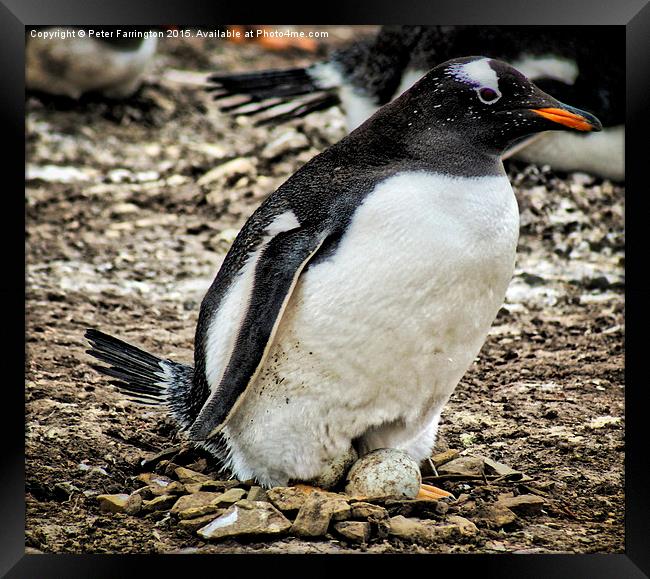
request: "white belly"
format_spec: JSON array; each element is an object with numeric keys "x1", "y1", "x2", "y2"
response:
[{"x1": 223, "y1": 171, "x2": 520, "y2": 486}]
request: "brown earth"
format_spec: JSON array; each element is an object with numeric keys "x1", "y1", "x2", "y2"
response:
[{"x1": 25, "y1": 27, "x2": 624, "y2": 554}]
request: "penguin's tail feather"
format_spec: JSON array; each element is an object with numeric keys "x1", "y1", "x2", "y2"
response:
[
  {"x1": 206, "y1": 65, "x2": 340, "y2": 124},
  {"x1": 84, "y1": 329, "x2": 195, "y2": 428}
]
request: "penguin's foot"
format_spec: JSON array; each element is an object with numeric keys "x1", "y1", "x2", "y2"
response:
[{"x1": 417, "y1": 483, "x2": 455, "y2": 501}]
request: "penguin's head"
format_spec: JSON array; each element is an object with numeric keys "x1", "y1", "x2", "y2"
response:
[{"x1": 402, "y1": 55, "x2": 602, "y2": 155}]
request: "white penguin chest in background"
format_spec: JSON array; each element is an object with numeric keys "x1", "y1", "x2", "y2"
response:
[{"x1": 234, "y1": 171, "x2": 519, "y2": 442}]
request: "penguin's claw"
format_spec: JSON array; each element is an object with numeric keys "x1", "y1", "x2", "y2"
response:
[{"x1": 417, "y1": 483, "x2": 455, "y2": 501}]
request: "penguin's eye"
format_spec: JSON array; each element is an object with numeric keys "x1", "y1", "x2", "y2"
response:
[{"x1": 477, "y1": 87, "x2": 500, "y2": 104}]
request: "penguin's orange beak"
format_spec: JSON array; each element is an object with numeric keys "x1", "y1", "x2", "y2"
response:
[{"x1": 531, "y1": 106, "x2": 602, "y2": 132}]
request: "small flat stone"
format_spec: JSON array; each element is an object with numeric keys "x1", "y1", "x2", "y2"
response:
[
  {"x1": 384, "y1": 498, "x2": 448, "y2": 519},
  {"x1": 162, "y1": 462, "x2": 181, "y2": 478},
  {"x1": 247, "y1": 486, "x2": 268, "y2": 502},
  {"x1": 350, "y1": 502, "x2": 389, "y2": 520},
  {"x1": 481, "y1": 457, "x2": 531, "y2": 481},
  {"x1": 213, "y1": 487, "x2": 247, "y2": 506},
  {"x1": 333, "y1": 521, "x2": 370, "y2": 543},
  {"x1": 261, "y1": 130, "x2": 309, "y2": 159},
  {"x1": 178, "y1": 512, "x2": 226, "y2": 532},
  {"x1": 266, "y1": 486, "x2": 309, "y2": 512},
  {"x1": 183, "y1": 479, "x2": 243, "y2": 494},
  {"x1": 266, "y1": 486, "x2": 344, "y2": 514},
  {"x1": 430, "y1": 449, "x2": 461, "y2": 468},
  {"x1": 183, "y1": 483, "x2": 205, "y2": 494},
  {"x1": 138, "y1": 472, "x2": 171, "y2": 485},
  {"x1": 446, "y1": 516, "x2": 479, "y2": 537},
  {"x1": 200, "y1": 479, "x2": 244, "y2": 492},
  {"x1": 170, "y1": 492, "x2": 224, "y2": 515},
  {"x1": 476, "y1": 504, "x2": 518, "y2": 528},
  {"x1": 482, "y1": 457, "x2": 520, "y2": 477},
  {"x1": 178, "y1": 504, "x2": 224, "y2": 520},
  {"x1": 186, "y1": 459, "x2": 209, "y2": 473},
  {"x1": 142, "y1": 494, "x2": 177, "y2": 513},
  {"x1": 198, "y1": 157, "x2": 256, "y2": 187},
  {"x1": 137, "y1": 473, "x2": 185, "y2": 496},
  {"x1": 97, "y1": 493, "x2": 142, "y2": 515},
  {"x1": 174, "y1": 466, "x2": 211, "y2": 485},
  {"x1": 388, "y1": 516, "x2": 452, "y2": 543},
  {"x1": 197, "y1": 500, "x2": 291, "y2": 540},
  {"x1": 437, "y1": 456, "x2": 485, "y2": 477},
  {"x1": 497, "y1": 494, "x2": 546, "y2": 514},
  {"x1": 291, "y1": 495, "x2": 351, "y2": 537},
  {"x1": 388, "y1": 515, "x2": 477, "y2": 544}
]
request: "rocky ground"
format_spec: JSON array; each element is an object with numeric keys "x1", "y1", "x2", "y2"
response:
[{"x1": 25, "y1": 28, "x2": 625, "y2": 554}]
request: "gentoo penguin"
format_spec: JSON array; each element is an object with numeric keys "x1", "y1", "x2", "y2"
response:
[
  {"x1": 209, "y1": 26, "x2": 623, "y2": 180},
  {"x1": 26, "y1": 27, "x2": 159, "y2": 99},
  {"x1": 87, "y1": 56, "x2": 601, "y2": 491}
]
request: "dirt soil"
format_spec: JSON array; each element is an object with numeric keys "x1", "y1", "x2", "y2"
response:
[{"x1": 25, "y1": 28, "x2": 625, "y2": 554}]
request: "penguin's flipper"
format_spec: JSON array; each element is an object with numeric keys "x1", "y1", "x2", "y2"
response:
[{"x1": 189, "y1": 226, "x2": 330, "y2": 441}]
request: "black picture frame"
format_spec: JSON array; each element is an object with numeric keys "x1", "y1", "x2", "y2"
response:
[{"x1": 6, "y1": 1, "x2": 649, "y2": 576}]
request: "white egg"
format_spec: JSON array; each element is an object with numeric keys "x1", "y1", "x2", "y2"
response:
[{"x1": 344, "y1": 448, "x2": 421, "y2": 499}]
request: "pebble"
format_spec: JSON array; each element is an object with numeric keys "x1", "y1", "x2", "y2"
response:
[
  {"x1": 430, "y1": 449, "x2": 460, "y2": 468},
  {"x1": 383, "y1": 498, "x2": 449, "y2": 519},
  {"x1": 437, "y1": 456, "x2": 485, "y2": 477},
  {"x1": 350, "y1": 502, "x2": 389, "y2": 521},
  {"x1": 183, "y1": 483, "x2": 205, "y2": 494},
  {"x1": 110, "y1": 203, "x2": 140, "y2": 216},
  {"x1": 482, "y1": 457, "x2": 526, "y2": 478},
  {"x1": 177, "y1": 504, "x2": 224, "y2": 520},
  {"x1": 496, "y1": 494, "x2": 546, "y2": 515},
  {"x1": 174, "y1": 466, "x2": 211, "y2": 484},
  {"x1": 197, "y1": 500, "x2": 291, "y2": 541},
  {"x1": 588, "y1": 416, "x2": 622, "y2": 429},
  {"x1": 186, "y1": 459, "x2": 209, "y2": 473},
  {"x1": 388, "y1": 515, "x2": 478, "y2": 544},
  {"x1": 198, "y1": 157, "x2": 256, "y2": 187},
  {"x1": 53, "y1": 481, "x2": 79, "y2": 499},
  {"x1": 447, "y1": 516, "x2": 479, "y2": 537},
  {"x1": 345, "y1": 448, "x2": 421, "y2": 499},
  {"x1": 291, "y1": 495, "x2": 351, "y2": 537},
  {"x1": 170, "y1": 491, "x2": 224, "y2": 515},
  {"x1": 96, "y1": 493, "x2": 142, "y2": 515},
  {"x1": 333, "y1": 521, "x2": 371, "y2": 543},
  {"x1": 200, "y1": 479, "x2": 245, "y2": 492},
  {"x1": 142, "y1": 494, "x2": 177, "y2": 513},
  {"x1": 266, "y1": 486, "x2": 344, "y2": 514},
  {"x1": 247, "y1": 486, "x2": 268, "y2": 502},
  {"x1": 137, "y1": 473, "x2": 185, "y2": 496},
  {"x1": 261, "y1": 129, "x2": 310, "y2": 159},
  {"x1": 214, "y1": 487, "x2": 247, "y2": 506},
  {"x1": 476, "y1": 504, "x2": 518, "y2": 528},
  {"x1": 26, "y1": 164, "x2": 98, "y2": 183},
  {"x1": 178, "y1": 512, "x2": 226, "y2": 532}
]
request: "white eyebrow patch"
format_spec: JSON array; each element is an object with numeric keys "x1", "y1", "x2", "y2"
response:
[{"x1": 448, "y1": 58, "x2": 500, "y2": 92}]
